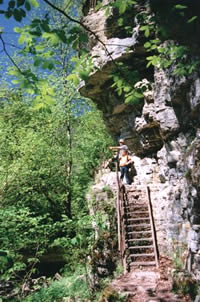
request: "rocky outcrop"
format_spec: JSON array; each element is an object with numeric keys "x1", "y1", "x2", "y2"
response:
[{"x1": 81, "y1": 1, "x2": 200, "y2": 281}]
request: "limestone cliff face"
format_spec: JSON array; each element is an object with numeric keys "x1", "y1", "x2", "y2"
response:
[{"x1": 80, "y1": 1, "x2": 200, "y2": 280}]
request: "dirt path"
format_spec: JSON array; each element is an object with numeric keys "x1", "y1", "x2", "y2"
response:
[{"x1": 111, "y1": 258, "x2": 192, "y2": 302}]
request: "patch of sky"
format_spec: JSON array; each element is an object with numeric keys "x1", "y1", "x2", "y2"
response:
[{"x1": 0, "y1": 0, "x2": 46, "y2": 84}]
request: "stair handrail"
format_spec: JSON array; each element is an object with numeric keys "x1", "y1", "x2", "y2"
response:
[
  {"x1": 116, "y1": 162, "x2": 127, "y2": 272},
  {"x1": 146, "y1": 186, "x2": 159, "y2": 268}
]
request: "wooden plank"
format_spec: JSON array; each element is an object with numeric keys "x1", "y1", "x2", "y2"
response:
[
  {"x1": 130, "y1": 261, "x2": 156, "y2": 266},
  {"x1": 126, "y1": 211, "x2": 149, "y2": 214},
  {"x1": 127, "y1": 230, "x2": 152, "y2": 234},
  {"x1": 130, "y1": 253, "x2": 155, "y2": 257},
  {"x1": 128, "y1": 238, "x2": 153, "y2": 242},
  {"x1": 127, "y1": 218, "x2": 150, "y2": 221},
  {"x1": 127, "y1": 223, "x2": 151, "y2": 227},
  {"x1": 129, "y1": 245, "x2": 154, "y2": 249}
]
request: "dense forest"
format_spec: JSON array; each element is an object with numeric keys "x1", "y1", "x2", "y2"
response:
[
  {"x1": 1, "y1": 0, "x2": 200, "y2": 301},
  {"x1": 0, "y1": 1, "x2": 114, "y2": 301}
]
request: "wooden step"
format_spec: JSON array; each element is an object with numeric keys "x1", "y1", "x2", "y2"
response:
[
  {"x1": 126, "y1": 208, "x2": 149, "y2": 212},
  {"x1": 128, "y1": 238, "x2": 153, "y2": 242},
  {"x1": 130, "y1": 261, "x2": 156, "y2": 266},
  {"x1": 130, "y1": 253, "x2": 155, "y2": 257},
  {"x1": 127, "y1": 224, "x2": 151, "y2": 227},
  {"x1": 127, "y1": 218, "x2": 150, "y2": 221},
  {"x1": 125, "y1": 204, "x2": 148, "y2": 208},
  {"x1": 126, "y1": 211, "x2": 149, "y2": 215},
  {"x1": 129, "y1": 245, "x2": 154, "y2": 249},
  {"x1": 127, "y1": 230, "x2": 152, "y2": 235}
]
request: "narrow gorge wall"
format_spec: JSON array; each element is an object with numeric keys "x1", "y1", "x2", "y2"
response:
[{"x1": 80, "y1": 0, "x2": 200, "y2": 280}]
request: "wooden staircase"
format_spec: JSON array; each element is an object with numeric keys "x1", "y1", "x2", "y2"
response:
[{"x1": 123, "y1": 186, "x2": 159, "y2": 269}]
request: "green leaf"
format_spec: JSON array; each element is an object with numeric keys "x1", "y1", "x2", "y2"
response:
[
  {"x1": 144, "y1": 42, "x2": 151, "y2": 48},
  {"x1": 119, "y1": 2, "x2": 126, "y2": 14},
  {"x1": 13, "y1": 8, "x2": 23, "y2": 22},
  {"x1": 42, "y1": 32, "x2": 60, "y2": 45},
  {"x1": 40, "y1": 22, "x2": 50, "y2": 33},
  {"x1": 32, "y1": 18, "x2": 40, "y2": 24},
  {"x1": 118, "y1": 18, "x2": 123, "y2": 26},
  {"x1": 66, "y1": 74, "x2": 79, "y2": 86},
  {"x1": 174, "y1": 4, "x2": 187, "y2": 10},
  {"x1": 125, "y1": 95, "x2": 135, "y2": 103},
  {"x1": 144, "y1": 27, "x2": 150, "y2": 38},
  {"x1": 35, "y1": 44, "x2": 45, "y2": 52},
  {"x1": 71, "y1": 238, "x2": 77, "y2": 245},
  {"x1": 5, "y1": 10, "x2": 13, "y2": 19},
  {"x1": 79, "y1": 71, "x2": 90, "y2": 82},
  {"x1": 42, "y1": 61, "x2": 50, "y2": 69},
  {"x1": 105, "y1": 6, "x2": 110, "y2": 17},
  {"x1": 187, "y1": 16, "x2": 197, "y2": 23},
  {"x1": 30, "y1": 30, "x2": 41, "y2": 36},
  {"x1": 151, "y1": 44, "x2": 157, "y2": 50},
  {"x1": 9, "y1": 1, "x2": 15, "y2": 8},
  {"x1": 40, "y1": 60, "x2": 54, "y2": 70},
  {"x1": 29, "y1": 0, "x2": 38, "y2": 8},
  {"x1": 8, "y1": 68, "x2": 20, "y2": 76},
  {"x1": 79, "y1": 32, "x2": 88, "y2": 43},
  {"x1": 124, "y1": 86, "x2": 131, "y2": 92},
  {"x1": 134, "y1": 91, "x2": 143, "y2": 98},
  {"x1": 20, "y1": 8, "x2": 26, "y2": 17},
  {"x1": 33, "y1": 103, "x2": 45, "y2": 110},
  {"x1": 25, "y1": 1, "x2": 31, "y2": 11},
  {"x1": 17, "y1": 0, "x2": 25, "y2": 7},
  {"x1": 34, "y1": 57, "x2": 42, "y2": 67},
  {"x1": 44, "y1": 95, "x2": 55, "y2": 105},
  {"x1": 47, "y1": 62, "x2": 54, "y2": 70},
  {"x1": 146, "y1": 61, "x2": 152, "y2": 68},
  {"x1": 18, "y1": 34, "x2": 25, "y2": 44},
  {"x1": 57, "y1": 30, "x2": 67, "y2": 43},
  {"x1": 12, "y1": 79, "x2": 20, "y2": 84},
  {"x1": 140, "y1": 25, "x2": 147, "y2": 31}
]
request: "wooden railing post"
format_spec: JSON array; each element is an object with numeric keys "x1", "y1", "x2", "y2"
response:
[
  {"x1": 116, "y1": 162, "x2": 122, "y2": 254},
  {"x1": 116, "y1": 162, "x2": 127, "y2": 273},
  {"x1": 146, "y1": 186, "x2": 159, "y2": 268}
]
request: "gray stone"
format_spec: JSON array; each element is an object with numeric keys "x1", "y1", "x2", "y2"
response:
[
  {"x1": 81, "y1": 1, "x2": 200, "y2": 282},
  {"x1": 194, "y1": 296, "x2": 200, "y2": 302}
]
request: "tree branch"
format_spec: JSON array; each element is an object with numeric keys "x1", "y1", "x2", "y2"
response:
[
  {"x1": 41, "y1": 0, "x2": 135, "y2": 89},
  {"x1": 41, "y1": 0, "x2": 116, "y2": 62},
  {"x1": 0, "y1": 34, "x2": 23, "y2": 74},
  {"x1": 4, "y1": 41, "x2": 23, "y2": 50}
]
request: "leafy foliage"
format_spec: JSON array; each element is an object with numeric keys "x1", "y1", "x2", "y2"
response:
[
  {"x1": 0, "y1": 87, "x2": 113, "y2": 290},
  {"x1": 0, "y1": 0, "x2": 39, "y2": 22},
  {"x1": 23, "y1": 265, "x2": 91, "y2": 302}
]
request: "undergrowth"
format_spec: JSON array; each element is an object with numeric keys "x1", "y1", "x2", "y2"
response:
[
  {"x1": 22, "y1": 265, "x2": 91, "y2": 302},
  {"x1": 20, "y1": 262, "x2": 125, "y2": 302},
  {"x1": 171, "y1": 245, "x2": 198, "y2": 299}
]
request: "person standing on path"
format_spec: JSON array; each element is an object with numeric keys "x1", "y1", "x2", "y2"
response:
[
  {"x1": 109, "y1": 138, "x2": 129, "y2": 157},
  {"x1": 109, "y1": 139, "x2": 132, "y2": 184},
  {"x1": 119, "y1": 149, "x2": 132, "y2": 185}
]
